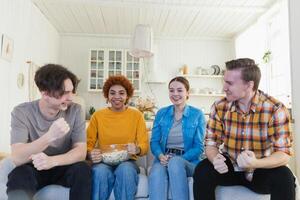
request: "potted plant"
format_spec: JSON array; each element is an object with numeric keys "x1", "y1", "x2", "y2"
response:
[
  {"x1": 263, "y1": 50, "x2": 272, "y2": 63},
  {"x1": 88, "y1": 106, "x2": 96, "y2": 120}
]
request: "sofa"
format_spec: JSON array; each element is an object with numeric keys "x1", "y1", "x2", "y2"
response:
[
  {"x1": 0, "y1": 157, "x2": 149, "y2": 200},
  {"x1": 2, "y1": 155, "x2": 299, "y2": 200},
  {"x1": 145, "y1": 151, "x2": 270, "y2": 200}
]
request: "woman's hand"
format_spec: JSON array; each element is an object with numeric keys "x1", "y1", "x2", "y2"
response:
[
  {"x1": 159, "y1": 154, "x2": 169, "y2": 166},
  {"x1": 88, "y1": 148, "x2": 102, "y2": 163},
  {"x1": 127, "y1": 143, "x2": 141, "y2": 155}
]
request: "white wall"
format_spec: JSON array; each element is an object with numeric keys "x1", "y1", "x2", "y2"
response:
[
  {"x1": 289, "y1": 0, "x2": 300, "y2": 177},
  {"x1": 235, "y1": 0, "x2": 297, "y2": 173},
  {"x1": 59, "y1": 35, "x2": 234, "y2": 116},
  {"x1": 235, "y1": 21, "x2": 268, "y2": 91},
  {"x1": 0, "y1": 0, "x2": 60, "y2": 153},
  {"x1": 235, "y1": 1, "x2": 291, "y2": 107}
]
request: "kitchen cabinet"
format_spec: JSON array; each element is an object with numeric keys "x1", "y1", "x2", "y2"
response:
[{"x1": 88, "y1": 49, "x2": 142, "y2": 92}]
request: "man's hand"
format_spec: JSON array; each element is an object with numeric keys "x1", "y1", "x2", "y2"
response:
[
  {"x1": 126, "y1": 143, "x2": 141, "y2": 155},
  {"x1": 159, "y1": 154, "x2": 169, "y2": 166},
  {"x1": 212, "y1": 153, "x2": 228, "y2": 174},
  {"x1": 47, "y1": 118, "x2": 70, "y2": 142},
  {"x1": 31, "y1": 152, "x2": 57, "y2": 170},
  {"x1": 88, "y1": 149, "x2": 102, "y2": 163},
  {"x1": 237, "y1": 150, "x2": 257, "y2": 170}
]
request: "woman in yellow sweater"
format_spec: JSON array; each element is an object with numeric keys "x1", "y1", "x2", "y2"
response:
[{"x1": 87, "y1": 75, "x2": 149, "y2": 200}]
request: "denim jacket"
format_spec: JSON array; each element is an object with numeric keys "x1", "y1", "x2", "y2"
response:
[{"x1": 150, "y1": 105, "x2": 206, "y2": 164}]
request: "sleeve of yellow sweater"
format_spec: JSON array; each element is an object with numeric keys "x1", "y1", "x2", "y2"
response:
[
  {"x1": 136, "y1": 113, "x2": 149, "y2": 156},
  {"x1": 86, "y1": 113, "x2": 98, "y2": 152}
]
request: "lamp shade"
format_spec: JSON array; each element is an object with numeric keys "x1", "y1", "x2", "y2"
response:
[{"x1": 130, "y1": 24, "x2": 154, "y2": 58}]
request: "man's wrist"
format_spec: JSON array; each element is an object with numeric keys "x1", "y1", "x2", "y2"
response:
[
  {"x1": 252, "y1": 158, "x2": 260, "y2": 169},
  {"x1": 50, "y1": 157, "x2": 59, "y2": 168},
  {"x1": 43, "y1": 132, "x2": 54, "y2": 144}
]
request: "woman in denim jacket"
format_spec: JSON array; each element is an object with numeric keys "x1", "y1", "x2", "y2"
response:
[{"x1": 149, "y1": 76, "x2": 206, "y2": 200}]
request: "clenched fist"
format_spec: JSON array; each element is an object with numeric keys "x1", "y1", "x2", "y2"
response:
[
  {"x1": 47, "y1": 118, "x2": 70, "y2": 142},
  {"x1": 31, "y1": 152, "x2": 57, "y2": 170},
  {"x1": 237, "y1": 150, "x2": 256, "y2": 170},
  {"x1": 212, "y1": 153, "x2": 228, "y2": 174}
]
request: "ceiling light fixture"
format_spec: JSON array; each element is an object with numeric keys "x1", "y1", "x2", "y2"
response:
[{"x1": 130, "y1": 24, "x2": 154, "y2": 58}]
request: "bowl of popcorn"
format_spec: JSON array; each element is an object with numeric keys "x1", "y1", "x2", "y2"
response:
[{"x1": 101, "y1": 144, "x2": 129, "y2": 165}]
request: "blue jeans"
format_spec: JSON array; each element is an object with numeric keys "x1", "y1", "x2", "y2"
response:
[
  {"x1": 149, "y1": 156, "x2": 195, "y2": 200},
  {"x1": 92, "y1": 161, "x2": 139, "y2": 200}
]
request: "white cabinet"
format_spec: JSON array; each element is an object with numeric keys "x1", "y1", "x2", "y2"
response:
[
  {"x1": 88, "y1": 49, "x2": 141, "y2": 92},
  {"x1": 89, "y1": 50, "x2": 105, "y2": 90},
  {"x1": 124, "y1": 50, "x2": 141, "y2": 90}
]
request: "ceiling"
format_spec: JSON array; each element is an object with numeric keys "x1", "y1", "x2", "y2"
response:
[{"x1": 32, "y1": 0, "x2": 277, "y2": 39}]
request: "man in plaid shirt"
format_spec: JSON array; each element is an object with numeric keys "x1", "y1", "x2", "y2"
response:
[{"x1": 193, "y1": 58, "x2": 295, "y2": 200}]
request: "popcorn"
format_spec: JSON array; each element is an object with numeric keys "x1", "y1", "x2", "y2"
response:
[
  {"x1": 102, "y1": 150, "x2": 129, "y2": 165},
  {"x1": 100, "y1": 144, "x2": 129, "y2": 165}
]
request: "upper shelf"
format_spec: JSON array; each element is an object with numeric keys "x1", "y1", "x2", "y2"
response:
[{"x1": 182, "y1": 74, "x2": 224, "y2": 78}]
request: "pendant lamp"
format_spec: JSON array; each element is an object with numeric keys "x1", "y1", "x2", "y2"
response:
[{"x1": 130, "y1": 24, "x2": 154, "y2": 58}]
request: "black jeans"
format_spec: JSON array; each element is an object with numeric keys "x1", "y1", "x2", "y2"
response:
[
  {"x1": 193, "y1": 156, "x2": 295, "y2": 200},
  {"x1": 7, "y1": 161, "x2": 91, "y2": 200}
]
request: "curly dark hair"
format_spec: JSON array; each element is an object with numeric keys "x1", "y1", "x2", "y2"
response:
[
  {"x1": 34, "y1": 64, "x2": 78, "y2": 98},
  {"x1": 102, "y1": 75, "x2": 134, "y2": 103},
  {"x1": 225, "y1": 58, "x2": 261, "y2": 91}
]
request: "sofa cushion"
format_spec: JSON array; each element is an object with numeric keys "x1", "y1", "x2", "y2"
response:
[
  {"x1": 215, "y1": 186, "x2": 270, "y2": 200},
  {"x1": 34, "y1": 185, "x2": 69, "y2": 200},
  {"x1": 0, "y1": 158, "x2": 15, "y2": 200},
  {"x1": 34, "y1": 173, "x2": 148, "y2": 200},
  {"x1": 136, "y1": 174, "x2": 148, "y2": 198}
]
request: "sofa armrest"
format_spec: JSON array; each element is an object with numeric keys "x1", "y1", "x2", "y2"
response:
[
  {"x1": 0, "y1": 157, "x2": 16, "y2": 200},
  {"x1": 0, "y1": 157, "x2": 15, "y2": 183}
]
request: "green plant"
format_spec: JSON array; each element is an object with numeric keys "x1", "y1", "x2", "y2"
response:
[
  {"x1": 89, "y1": 106, "x2": 96, "y2": 117},
  {"x1": 263, "y1": 50, "x2": 272, "y2": 63}
]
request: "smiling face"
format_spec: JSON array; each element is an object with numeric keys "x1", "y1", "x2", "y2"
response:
[
  {"x1": 168, "y1": 81, "x2": 189, "y2": 107},
  {"x1": 108, "y1": 84, "x2": 128, "y2": 112},
  {"x1": 43, "y1": 78, "x2": 74, "y2": 111},
  {"x1": 223, "y1": 69, "x2": 253, "y2": 102}
]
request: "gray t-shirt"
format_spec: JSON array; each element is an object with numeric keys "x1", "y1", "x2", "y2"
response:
[
  {"x1": 166, "y1": 119, "x2": 184, "y2": 149},
  {"x1": 10, "y1": 100, "x2": 86, "y2": 156}
]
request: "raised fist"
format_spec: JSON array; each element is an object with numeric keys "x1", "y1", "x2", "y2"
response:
[{"x1": 47, "y1": 118, "x2": 70, "y2": 142}]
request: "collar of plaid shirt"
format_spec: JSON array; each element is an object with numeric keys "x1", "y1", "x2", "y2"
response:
[{"x1": 229, "y1": 91, "x2": 260, "y2": 114}]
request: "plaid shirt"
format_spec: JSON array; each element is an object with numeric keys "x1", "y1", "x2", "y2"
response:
[{"x1": 206, "y1": 90, "x2": 293, "y2": 167}]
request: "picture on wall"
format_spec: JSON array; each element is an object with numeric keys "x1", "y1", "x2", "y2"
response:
[{"x1": 1, "y1": 34, "x2": 14, "y2": 62}]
